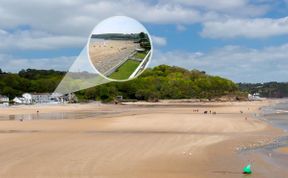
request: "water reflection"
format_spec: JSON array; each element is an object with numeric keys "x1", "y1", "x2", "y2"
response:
[{"x1": 0, "y1": 111, "x2": 113, "y2": 121}]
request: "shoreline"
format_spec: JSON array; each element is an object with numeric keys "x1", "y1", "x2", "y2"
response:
[{"x1": 0, "y1": 100, "x2": 286, "y2": 177}]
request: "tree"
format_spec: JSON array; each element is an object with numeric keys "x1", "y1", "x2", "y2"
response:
[{"x1": 0, "y1": 66, "x2": 244, "y2": 102}]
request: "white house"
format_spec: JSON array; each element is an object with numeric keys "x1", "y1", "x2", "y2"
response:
[
  {"x1": 0, "y1": 95, "x2": 9, "y2": 102},
  {"x1": 31, "y1": 93, "x2": 51, "y2": 104},
  {"x1": 13, "y1": 93, "x2": 33, "y2": 104},
  {"x1": 248, "y1": 93, "x2": 263, "y2": 101},
  {"x1": 0, "y1": 95, "x2": 9, "y2": 107},
  {"x1": 13, "y1": 97, "x2": 24, "y2": 104},
  {"x1": 22, "y1": 93, "x2": 33, "y2": 104},
  {"x1": 13, "y1": 93, "x2": 50, "y2": 104}
]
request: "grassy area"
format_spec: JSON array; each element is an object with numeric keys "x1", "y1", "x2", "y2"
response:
[
  {"x1": 134, "y1": 52, "x2": 147, "y2": 59},
  {"x1": 109, "y1": 59, "x2": 140, "y2": 80}
]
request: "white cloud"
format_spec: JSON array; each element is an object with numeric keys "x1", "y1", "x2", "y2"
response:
[
  {"x1": 0, "y1": 0, "x2": 214, "y2": 51},
  {"x1": 167, "y1": 0, "x2": 246, "y2": 9},
  {"x1": 176, "y1": 24, "x2": 187, "y2": 31},
  {"x1": 0, "y1": 54, "x2": 75, "y2": 72},
  {"x1": 0, "y1": 29, "x2": 86, "y2": 51},
  {"x1": 165, "y1": 0, "x2": 269, "y2": 16},
  {"x1": 150, "y1": 44, "x2": 288, "y2": 82},
  {"x1": 201, "y1": 16, "x2": 288, "y2": 39},
  {"x1": 0, "y1": 0, "x2": 276, "y2": 52},
  {"x1": 2, "y1": 43, "x2": 288, "y2": 83},
  {"x1": 151, "y1": 35, "x2": 167, "y2": 46},
  {"x1": 0, "y1": 0, "x2": 271, "y2": 35},
  {"x1": 0, "y1": 0, "x2": 200, "y2": 35},
  {"x1": 5, "y1": 37, "x2": 286, "y2": 83},
  {"x1": 0, "y1": 0, "x2": 285, "y2": 80}
]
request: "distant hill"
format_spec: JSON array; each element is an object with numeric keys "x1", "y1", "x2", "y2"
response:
[
  {"x1": 91, "y1": 33, "x2": 140, "y2": 40},
  {"x1": 239, "y1": 82, "x2": 288, "y2": 98},
  {"x1": 0, "y1": 69, "x2": 65, "y2": 99},
  {"x1": 0, "y1": 65, "x2": 244, "y2": 101}
]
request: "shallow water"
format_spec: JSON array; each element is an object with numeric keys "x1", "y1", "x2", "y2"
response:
[
  {"x1": 239, "y1": 99, "x2": 288, "y2": 177},
  {"x1": 89, "y1": 38, "x2": 106, "y2": 44},
  {"x1": 259, "y1": 99, "x2": 288, "y2": 149},
  {"x1": 0, "y1": 111, "x2": 119, "y2": 121},
  {"x1": 262, "y1": 100, "x2": 288, "y2": 132}
]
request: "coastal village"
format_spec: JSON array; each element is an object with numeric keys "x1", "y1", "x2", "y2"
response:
[
  {"x1": 0, "y1": 93, "x2": 77, "y2": 107},
  {"x1": 0, "y1": 92, "x2": 263, "y2": 107}
]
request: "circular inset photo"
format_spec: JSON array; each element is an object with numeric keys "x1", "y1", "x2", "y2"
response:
[{"x1": 88, "y1": 16, "x2": 152, "y2": 81}]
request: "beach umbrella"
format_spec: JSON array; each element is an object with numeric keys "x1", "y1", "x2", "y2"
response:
[{"x1": 243, "y1": 164, "x2": 252, "y2": 174}]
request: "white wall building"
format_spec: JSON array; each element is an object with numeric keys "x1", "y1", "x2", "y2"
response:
[
  {"x1": 248, "y1": 93, "x2": 263, "y2": 101},
  {"x1": 31, "y1": 93, "x2": 51, "y2": 104},
  {"x1": 13, "y1": 93, "x2": 33, "y2": 104},
  {"x1": 13, "y1": 97, "x2": 24, "y2": 104},
  {"x1": 22, "y1": 93, "x2": 33, "y2": 104},
  {"x1": 0, "y1": 95, "x2": 9, "y2": 107},
  {"x1": 13, "y1": 92, "x2": 72, "y2": 105}
]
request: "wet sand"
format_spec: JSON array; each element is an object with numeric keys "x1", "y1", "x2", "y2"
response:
[
  {"x1": 89, "y1": 40, "x2": 140, "y2": 74},
  {"x1": 0, "y1": 101, "x2": 285, "y2": 178},
  {"x1": 278, "y1": 146, "x2": 288, "y2": 153}
]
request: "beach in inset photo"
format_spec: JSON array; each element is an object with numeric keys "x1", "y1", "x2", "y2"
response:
[{"x1": 88, "y1": 17, "x2": 152, "y2": 81}]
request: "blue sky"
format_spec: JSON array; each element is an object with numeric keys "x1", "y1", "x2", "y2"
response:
[{"x1": 0, "y1": 0, "x2": 288, "y2": 83}]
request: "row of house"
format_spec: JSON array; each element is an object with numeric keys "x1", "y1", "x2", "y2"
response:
[
  {"x1": 12, "y1": 93, "x2": 77, "y2": 105},
  {"x1": 0, "y1": 92, "x2": 77, "y2": 107}
]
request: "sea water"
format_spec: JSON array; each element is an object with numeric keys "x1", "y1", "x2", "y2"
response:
[
  {"x1": 262, "y1": 99, "x2": 288, "y2": 132},
  {"x1": 89, "y1": 38, "x2": 106, "y2": 44},
  {"x1": 234, "y1": 100, "x2": 288, "y2": 177}
]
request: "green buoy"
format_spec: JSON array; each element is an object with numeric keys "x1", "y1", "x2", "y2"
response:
[{"x1": 243, "y1": 164, "x2": 252, "y2": 174}]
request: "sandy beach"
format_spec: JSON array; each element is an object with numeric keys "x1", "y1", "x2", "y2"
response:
[
  {"x1": 89, "y1": 40, "x2": 140, "y2": 74},
  {"x1": 0, "y1": 100, "x2": 286, "y2": 178},
  {"x1": 278, "y1": 146, "x2": 288, "y2": 153}
]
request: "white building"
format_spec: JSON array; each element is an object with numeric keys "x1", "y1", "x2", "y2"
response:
[
  {"x1": 248, "y1": 93, "x2": 263, "y2": 101},
  {"x1": 13, "y1": 97, "x2": 24, "y2": 104},
  {"x1": 22, "y1": 93, "x2": 33, "y2": 104},
  {"x1": 0, "y1": 95, "x2": 9, "y2": 107},
  {"x1": 13, "y1": 92, "x2": 73, "y2": 105},
  {"x1": 31, "y1": 93, "x2": 51, "y2": 104},
  {"x1": 13, "y1": 93, "x2": 33, "y2": 104},
  {"x1": 0, "y1": 95, "x2": 9, "y2": 102}
]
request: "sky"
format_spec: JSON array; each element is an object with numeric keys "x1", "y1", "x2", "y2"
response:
[
  {"x1": 91, "y1": 16, "x2": 148, "y2": 34},
  {"x1": 0, "y1": 0, "x2": 288, "y2": 83}
]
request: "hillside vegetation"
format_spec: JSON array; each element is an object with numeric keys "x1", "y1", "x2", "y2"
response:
[
  {"x1": 239, "y1": 82, "x2": 288, "y2": 98},
  {"x1": 0, "y1": 65, "x2": 242, "y2": 101}
]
